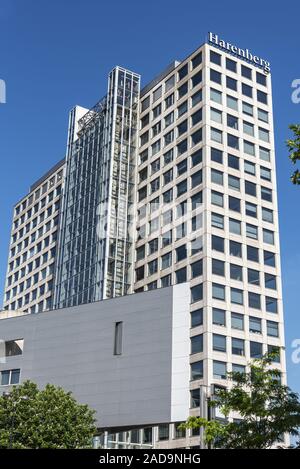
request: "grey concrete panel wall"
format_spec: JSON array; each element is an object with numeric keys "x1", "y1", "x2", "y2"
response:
[{"x1": 0, "y1": 284, "x2": 190, "y2": 429}]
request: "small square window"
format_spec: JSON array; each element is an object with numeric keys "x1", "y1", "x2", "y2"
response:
[{"x1": 242, "y1": 83, "x2": 252, "y2": 98}]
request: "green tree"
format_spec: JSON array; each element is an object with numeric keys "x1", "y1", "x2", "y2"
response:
[
  {"x1": 287, "y1": 124, "x2": 300, "y2": 184},
  {"x1": 180, "y1": 354, "x2": 300, "y2": 449},
  {"x1": 0, "y1": 381, "x2": 96, "y2": 449}
]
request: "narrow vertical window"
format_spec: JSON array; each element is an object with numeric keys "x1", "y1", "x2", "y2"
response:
[{"x1": 114, "y1": 321, "x2": 123, "y2": 355}]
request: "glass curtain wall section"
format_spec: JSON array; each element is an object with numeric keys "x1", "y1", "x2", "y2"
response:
[{"x1": 54, "y1": 67, "x2": 140, "y2": 308}]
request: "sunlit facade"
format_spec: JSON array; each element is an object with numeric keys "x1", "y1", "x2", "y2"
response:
[{"x1": 2, "y1": 37, "x2": 288, "y2": 449}]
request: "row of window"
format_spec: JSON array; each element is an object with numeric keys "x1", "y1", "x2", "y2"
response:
[
  {"x1": 209, "y1": 50, "x2": 267, "y2": 87},
  {"x1": 105, "y1": 423, "x2": 191, "y2": 446},
  {"x1": 7, "y1": 262, "x2": 53, "y2": 289},
  {"x1": 210, "y1": 68, "x2": 268, "y2": 104},
  {"x1": 141, "y1": 144, "x2": 270, "y2": 190},
  {"x1": 136, "y1": 231, "x2": 275, "y2": 268}
]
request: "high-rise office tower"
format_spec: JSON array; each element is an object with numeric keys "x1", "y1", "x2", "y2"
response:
[
  {"x1": 3, "y1": 160, "x2": 64, "y2": 313},
  {"x1": 2, "y1": 35, "x2": 288, "y2": 448},
  {"x1": 133, "y1": 37, "x2": 287, "y2": 447},
  {"x1": 53, "y1": 67, "x2": 140, "y2": 308}
]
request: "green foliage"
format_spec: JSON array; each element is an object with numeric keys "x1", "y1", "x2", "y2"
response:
[
  {"x1": 0, "y1": 381, "x2": 96, "y2": 449},
  {"x1": 181, "y1": 353, "x2": 300, "y2": 449},
  {"x1": 287, "y1": 124, "x2": 300, "y2": 184}
]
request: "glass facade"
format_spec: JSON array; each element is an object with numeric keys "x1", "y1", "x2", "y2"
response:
[{"x1": 54, "y1": 67, "x2": 140, "y2": 308}]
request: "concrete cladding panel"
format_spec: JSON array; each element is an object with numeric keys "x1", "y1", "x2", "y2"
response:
[{"x1": 0, "y1": 284, "x2": 190, "y2": 428}]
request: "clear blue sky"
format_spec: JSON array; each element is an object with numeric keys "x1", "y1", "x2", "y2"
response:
[{"x1": 0, "y1": 0, "x2": 299, "y2": 394}]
